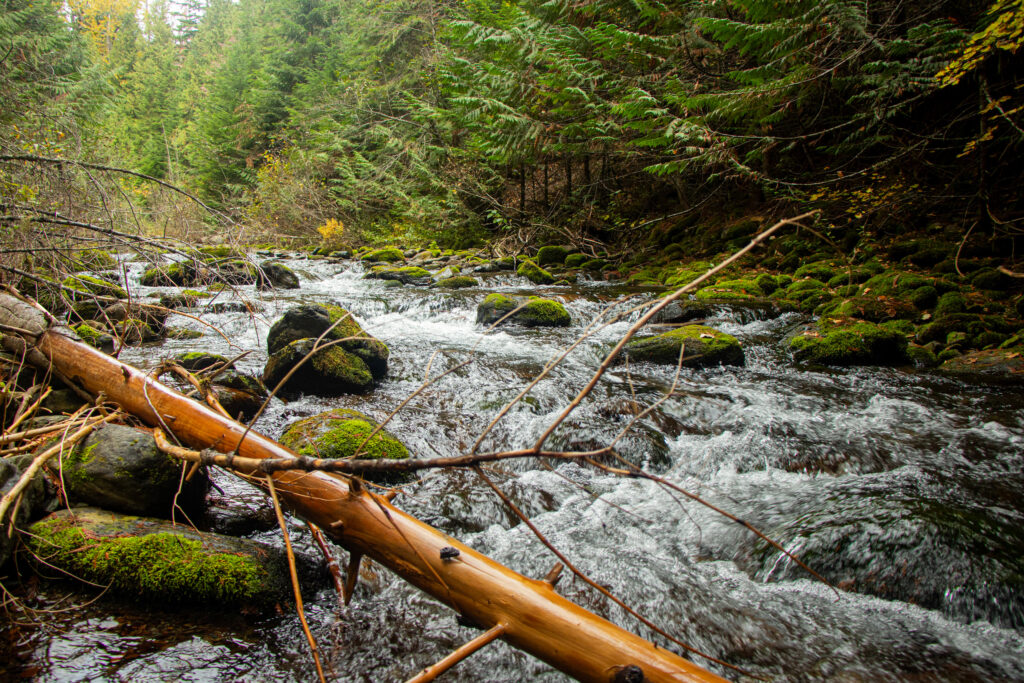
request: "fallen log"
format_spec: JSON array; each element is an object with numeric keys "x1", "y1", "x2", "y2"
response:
[{"x1": 0, "y1": 293, "x2": 727, "y2": 683}]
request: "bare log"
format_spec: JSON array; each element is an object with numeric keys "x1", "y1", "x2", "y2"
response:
[{"x1": 0, "y1": 292, "x2": 727, "y2": 683}]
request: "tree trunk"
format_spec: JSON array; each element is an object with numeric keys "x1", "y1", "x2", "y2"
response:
[{"x1": 0, "y1": 294, "x2": 725, "y2": 683}]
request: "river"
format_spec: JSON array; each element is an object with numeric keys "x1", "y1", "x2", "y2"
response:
[{"x1": 6, "y1": 253, "x2": 1024, "y2": 681}]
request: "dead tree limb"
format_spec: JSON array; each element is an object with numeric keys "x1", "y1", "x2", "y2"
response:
[{"x1": 0, "y1": 292, "x2": 727, "y2": 683}]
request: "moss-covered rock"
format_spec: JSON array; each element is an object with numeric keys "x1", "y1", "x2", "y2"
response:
[
  {"x1": 362, "y1": 247, "x2": 405, "y2": 263},
  {"x1": 62, "y1": 274, "x2": 127, "y2": 299},
  {"x1": 860, "y1": 271, "x2": 935, "y2": 297},
  {"x1": 26, "y1": 508, "x2": 291, "y2": 606},
  {"x1": 910, "y1": 285, "x2": 938, "y2": 310},
  {"x1": 281, "y1": 408, "x2": 409, "y2": 460},
  {"x1": 175, "y1": 352, "x2": 231, "y2": 373},
  {"x1": 266, "y1": 304, "x2": 389, "y2": 378},
  {"x1": 789, "y1": 321, "x2": 909, "y2": 366},
  {"x1": 140, "y1": 262, "x2": 203, "y2": 287},
  {"x1": 825, "y1": 296, "x2": 918, "y2": 322},
  {"x1": 364, "y1": 265, "x2": 433, "y2": 286},
  {"x1": 971, "y1": 267, "x2": 1011, "y2": 292},
  {"x1": 907, "y1": 344, "x2": 940, "y2": 367},
  {"x1": 256, "y1": 260, "x2": 300, "y2": 290},
  {"x1": 165, "y1": 327, "x2": 204, "y2": 340},
  {"x1": 582, "y1": 258, "x2": 607, "y2": 272},
  {"x1": 211, "y1": 370, "x2": 268, "y2": 421},
  {"x1": 793, "y1": 261, "x2": 836, "y2": 282},
  {"x1": 754, "y1": 273, "x2": 778, "y2": 295},
  {"x1": 476, "y1": 293, "x2": 571, "y2": 327},
  {"x1": 115, "y1": 318, "x2": 161, "y2": 344},
  {"x1": 74, "y1": 322, "x2": 114, "y2": 353},
  {"x1": 262, "y1": 338, "x2": 375, "y2": 396},
  {"x1": 536, "y1": 245, "x2": 569, "y2": 266},
  {"x1": 937, "y1": 348, "x2": 1024, "y2": 382},
  {"x1": 437, "y1": 275, "x2": 478, "y2": 289},
  {"x1": 623, "y1": 325, "x2": 744, "y2": 368},
  {"x1": 198, "y1": 245, "x2": 243, "y2": 260},
  {"x1": 57, "y1": 424, "x2": 207, "y2": 517},
  {"x1": 72, "y1": 249, "x2": 117, "y2": 270},
  {"x1": 695, "y1": 278, "x2": 764, "y2": 301},
  {"x1": 564, "y1": 253, "x2": 588, "y2": 268},
  {"x1": 517, "y1": 260, "x2": 556, "y2": 285},
  {"x1": 495, "y1": 256, "x2": 517, "y2": 270}
]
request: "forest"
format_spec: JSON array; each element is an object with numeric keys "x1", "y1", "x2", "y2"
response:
[{"x1": 2, "y1": 0, "x2": 1024, "y2": 681}]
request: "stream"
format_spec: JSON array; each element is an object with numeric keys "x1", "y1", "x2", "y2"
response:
[{"x1": 5, "y1": 253, "x2": 1024, "y2": 681}]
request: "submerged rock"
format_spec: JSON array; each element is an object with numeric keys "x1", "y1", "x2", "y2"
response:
[
  {"x1": 26, "y1": 508, "x2": 298, "y2": 606},
  {"x1": 476, "y1": 293, "x2": 571, "y2": 327},
  {"x1": 57, "y1": 424, "x2": 208, "y2": 518},
  {"x1": 623, "y1": 325, "x2": 744, "y2": 368}
]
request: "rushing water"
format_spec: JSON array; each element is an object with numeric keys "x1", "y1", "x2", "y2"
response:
[{"x1": 5, "y1": 254, "x2": 1024, "y2": 681}]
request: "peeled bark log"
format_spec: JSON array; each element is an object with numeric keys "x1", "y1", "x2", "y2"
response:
[{"x1": 0, "y1": 293, "x2": 726, "y2": 683}]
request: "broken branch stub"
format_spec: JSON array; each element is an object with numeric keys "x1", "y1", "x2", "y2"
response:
[{"x1": 0, "y1": 292, "x2": 726, "y2": 683}]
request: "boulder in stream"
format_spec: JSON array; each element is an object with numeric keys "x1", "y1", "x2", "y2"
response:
[
  {"x1": 256, "y1": 260, "x2": 300, "y2": 290},
  {"x1": 789, "y1": 320, "x2": 909, "y2": 366},
  {"x1": 476, "y1": 293, "x2": 570, "y2": 327},
  {"x1": 622, "y1": 324, "x2": 744, "y2": 367},
  {"x1": 280, "y1": 408, "x2": 410, "y2": 484},
  {"x1": 364, "y1": 265, "x2": 433, "y2": 286},
  {"x1": 57, "y1": 424, "x2": 208, "y2": 518},
  {"x1": 937, "y1": 348, "x2": 1024, "y2": 383},
  {"x1": 25, "y1": 508, "x2": 301, "y2": 606}
]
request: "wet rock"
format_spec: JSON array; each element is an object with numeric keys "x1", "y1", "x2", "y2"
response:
[
  {"x1": 517, "y1": 260, "x2": 555, "y2": 285},
  {"x1": 280, "y1": 408, "x2": 411, "y2": 485},
  {"x1": 140, "y1": 261, "x2": 205, "y2": 287},
  {"x1": 695, "y1": 278, "x2": 766, "y2": 302},
  {"x1": 937, "y1": 348, "x2": 1024, "y2": 382},
  {"x1": 26, "y1": 508, "x2": 307, "y2": 606},
  {"x1": 256, "y1": 260, "x2": 300, "y2": 290},
  {"x1": 476, "y1": 293, "x2": 570, "y2": 327},
  {"x1": 622, "y1": 325, "x2": 744, "y2": 368},
  {"x1": 57, "y1": 424, "x2": 208, "y2": 518},
  {"x1": 437, "y1": 275, "x2": 478, "y2": 289},
  {"x1": 174, "y1": 352, "x2": 232, "y2": 373},
  {"x1": 263, "y1": 338, "x2": 375, "y2": 396},
  {"x1": 266, "y1": 304, "x2": 389, "y2": 378},
  {"x1": 789, "y1": 321, "x2": 909, "y2": 366},
  {"x1": 210, "y1": 370, "x2": 268, "y2": 421},
  {"x1": 1, "y1": 457, "x2": 57, "y2": 568},
  {"x1": 361, "y1": 247, "x2": 404, "y2": 263},
  {"x1": 364, "y1": 265, "x2": 433, "y2": 286},
  {"x1": 215, "y1": 260, "x2": 258, "y2": 285},
  {"x1": 73, "y1": 322, "x2": 114, "y2": 353}
]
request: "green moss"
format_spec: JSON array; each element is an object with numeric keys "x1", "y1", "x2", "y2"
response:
[
  {"x1": 362, "y1": 247, "x2": 405, "y2": 263},
  {"x1": 829, "y1": 296, "x2": 917, "y2": 322},
  {"x1": 310, "y1": 345, "x2": 373, "y2": 387},
  {"x1": 624, "y1": 325, "x2": 744, "y2": 367},
  {"x1": 582, "y1": 258, "x2": 607, "y2": 272},
  {"x1": 437, "y1": 275, "x2": 478, "y2": 288},
  {"x1": 860, "y1": 271, "x2": 935, "y2": 297},
  {"x1": 907, "y1": 344, "x2": 939, "y2": 367},
  {"x1": 73, "y1": 249, "x2": 117, "y2": 270},
  {"x1": 62, "y1": 274, "x2": 127, "y2": 299},
  {"x1": 521, "y1": 297, "x2": 571, "y2": 326},
  {"x1": 790, "y1": 322, "x2": 909, "y2": 365},
  {"x1": 536, "y1": 245, "x2": 569, "y2": 266},
  {"x1": 482, "y1": 292, "x2": 516, "y2": 312},
  {"x1": 74, "y1": 323, "x2": 108, "y2": 348},
  {"x1": 754, "y1": 273, "x2": 778, "y2": 295},
  {"x1": 793, "y1": 261, "x2": 836, "y2": 281},
  {"x1": 27, "y1": 519, "x2": 270, "y2": 604},
  {"x1": 166, "y1": 327, "x2": 203, "y2": 340},
  {"x1": 564, "y1": 254, "x2": 588, "y2": 268},
  {"x1": 935, "y1": 291, "x2": 966, "y2": 317},
  {"x1": 910, "y1": 285, "x2": 938, "y2": 309},
  {"x1": 517, "y1": 260, "x2": 555, "y2": 285},
  {"x1": 182, "y1": 289, "x2": 211, "y2": 298},
  {"x1": 198, "y1": 245, "x2": 242, "y2": 259},
  {"x1": 970, "y1": 268, "x2": 1009, "y2": 291},
  {"x1": 282, "y1": 409, "x2": 410, "y2": 461},
  {"x1": 695, "y1": 278, "x2": 764, "y2": 301}
]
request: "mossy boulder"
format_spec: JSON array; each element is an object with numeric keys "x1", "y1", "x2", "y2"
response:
[
  {"x1": 197, "y1": 245, "x2": 243, "y2": 260},
  {"x1": 582, "y1": 258, "x2": 607, "y2": 272},
  {"x1": 72, "y1": 249, "x2": 117, "y2": 270},
  {"x1": 536, "y1": 245, "x2": 569, "y2": 266},
  {"x1": 215, "y1": 259, "x2": 258, "y2": 285},
  {"x1": 934, "y1": 291, "x2": 967, "y2": 317},
  {"x1": 256, "y1": 260, "x2": 300, "y2": 290},
  {"x1": 754, "y1": 273, "x2": 778, "y2": 295},
  {"x1": 26, "y1": 508, "x2": 294, "y2": 606},
  {"x1": 365, "y1": 265, "x2": 433, "y2": 286},
  {"x1": 266, "y1": 304, "x2": 389, "y2": 378},
  {"x1": 789, "y1": 322, "x2": 909, "y2": 366},
  {"x1": 280, "y1": 408, "x2": 411, "y2": 484},
  {"x1": 114, "y1": 318, "x2": 161, "y2": 344},
  {"x1": 166, "y1": 327, "x2": 204, "y2": 340},
  {"x1": 517, "y1": 260, "x2": 556, "y2": 285},
  {"x1": 140, "y1": 261, "x2": 203, "y2": 287},
  {"x1": 623, "y1": 325, "x2": 744, "y2": 368},
  {"x1": 564, "y1": 253, "x2": 588, "y2": 268},
  {"x1": 211, "y1": 370, "x2": 268, "y2": 421},
  {"x1": 263, "y1": 338, "x2": 375, "y2": 396},
  {"x1": 362, "y1": 247, "x2": 405, "y2": 263},
  {"x1": 695, "y1": 279, "x2": 764, "y2": 302},
  {"x1": 74, "y1": 322, "x2": 114, "y2": 353},
  {"x1": 824, "y1": 296, "x2": 918, "y2": 322},
  {"x1": 495, "y1": 256, "x2": 517, "y2": 270},
  {"x1": 476, "y1": 293, "x2": 571, "y2": 327},
  {"x1": 937, "y1": 348, "x2": 1024, "y2": 382},
  {"x1": 793, "y1": 261, "x2": 836, "y2": 282},
  {"x1": 57, "y1": 424, "x2": 208, "y2": 518},
  {"x1": 175, "y1": 352, "x2": 232, "y2": 373},
  {"x1": 437, "y1": 275, "x2": 478, "y2": 289},
  {"x1": 62, "y1": 274, "x2": 127, "y2": 300},
  {"x1": 860, "y1": 272, "x2": 935, "y2": 297}
]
